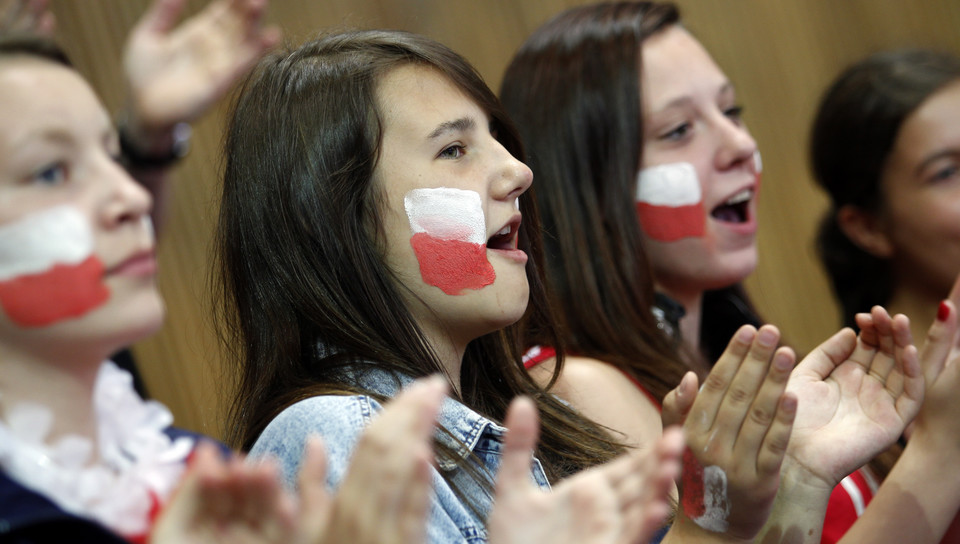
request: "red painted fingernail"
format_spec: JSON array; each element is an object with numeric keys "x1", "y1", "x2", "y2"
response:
[{"x1": 938, "y1": 301, "x2": 950, "y2": 321}]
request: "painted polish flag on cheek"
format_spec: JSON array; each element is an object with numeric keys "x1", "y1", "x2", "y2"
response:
[
  {"x1": 404, "y1": 188, "x2": 495, "y2": 295},
  {"x1": 636, "y1": 162, "x2": 705, "y2": 242},
  {"x1": 0, "y1": 206, "x2": 109, "y2": 327}
]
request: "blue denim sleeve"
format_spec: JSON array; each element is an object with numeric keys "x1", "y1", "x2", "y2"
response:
[{"x1": 249, "y1": 394, "x2": 375, "y2": 490}]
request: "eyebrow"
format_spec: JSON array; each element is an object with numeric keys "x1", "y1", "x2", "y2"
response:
[
  {"x1": 428, "y1": 117, "x2": 476, "y2": 140},
  {"x1": 651, "y1": 81, "x2": 735, "y2": 113}
]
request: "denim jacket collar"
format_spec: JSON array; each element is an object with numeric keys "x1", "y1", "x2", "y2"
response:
[{"x1": 346, "y1": 365, "x2": 506, "y2": 472}]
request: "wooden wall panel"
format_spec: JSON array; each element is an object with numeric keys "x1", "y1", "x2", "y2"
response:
[{"x1": 47, "y1": 0, "x2": 960, "y2": 439}]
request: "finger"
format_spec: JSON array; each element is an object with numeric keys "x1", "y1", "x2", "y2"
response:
[
  {"x1": 795, "y1": 328, "x2": 858, "y2": 380},
  {"x1": 894, "y1": 344, "x2": 925, "y2": 421},
  {"x1": 339, "y1": 376, "x2": 445, "y2": 530},
  {"x1": 865, "y1": 306, "x2": 897, "y2": 380},
  {"x1": 496, "y1": 396, "x2": 540, "y2": 497},
  {"x1": 688, "y1": 325, "x2": 757, "y2": 434},
  {"x1": 396, "y1": 449, "x2": 433, "y2": 544},
  {"x1": 919, "y1": 300, "x2": 958, "y2": 386},
  {"x1": 662, "y1": 371, "x2": 699, "y2": 428},
  {"x1": 883, "y1": 314, "x2": 914, "y2": 396},
  {"x1": 756, "y1": 392, "x2": 797, "y2": 478},
  {"x1": 136, "y1": 0, "x2": 186, "y2": 35},
  {"x1": 297, "y1": 436, "x2": 332, "y2": 540},
  {"x1": 854, "y1": 312, "x2": 877, "y2": 346},
  {"x1": 710, "y1": 325, "x2": 781, "y2": 456},
  {"x1": 733, "y1": 347, "x2": 794, "y2": 464}
]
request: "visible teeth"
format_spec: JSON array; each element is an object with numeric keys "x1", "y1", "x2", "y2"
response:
[
  {"x1": 724, "y1": 189, "x2": 752, "y2": 206},
  {"x1": 496, "y1": 225, "x2": 511, "y2": 236}
]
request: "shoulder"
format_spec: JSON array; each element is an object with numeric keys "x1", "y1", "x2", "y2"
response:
[
  {"x1": 250, "y1": 394, "x2": 385, "y2": 489},
  {"x1": 535, "y1": 355, "x2": 662, "y2": 450}
]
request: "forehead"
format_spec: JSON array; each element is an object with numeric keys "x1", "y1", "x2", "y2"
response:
[
  {"x1": 640, "y1": 26, "x2": 728, "y2": 110},
  {"x1": 892, "y1": 81, "x2": 960, "y2": 161},
  {"x1": 376, "y1": 63, "x2": 486, "y2": 137},
  {"x1": 0, "y1": 57, "x2": 108, "y2": 149}
]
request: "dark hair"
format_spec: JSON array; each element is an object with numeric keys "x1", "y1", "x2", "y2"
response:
[
  {"x1": 500, "y1": 2, "x2": 688, "y2": 400},
  {"x1": 812, "y1": 49, "x2": 960, "y2": 326},
  {"x1": 0, "y1": 32, "x2": 71, "y2": 66},
  {"x1": 214, "y1": 30, "x2": 623, "y2": 498}
]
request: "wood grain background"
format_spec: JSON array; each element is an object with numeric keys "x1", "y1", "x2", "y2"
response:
[{"x1": 49, "y1": 0, "x2": 960, "y2": 439}]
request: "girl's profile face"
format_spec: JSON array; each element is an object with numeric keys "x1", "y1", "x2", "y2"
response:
[
  {"x1": 0, "y1": 57, "x2": 162, "y2": 358},
  {"x1": 373, "y1": 64, "x2": 532, "y2": 350},
  {"x1": 872, "y1": 80, "x2": 960, "y2": 297},
  {"x1": 637, "y1": 26, "x2": 761, "y2": 296}
]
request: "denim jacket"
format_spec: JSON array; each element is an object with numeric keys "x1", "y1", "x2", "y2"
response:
[{"x1": 249, "y1": 366, "x2": 551, "y2": 543}]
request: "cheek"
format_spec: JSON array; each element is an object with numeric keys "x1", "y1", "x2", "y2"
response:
[
  {"x1": 404, "y1": 187, "x2": 495, "y2": 295},
  {"x1": 0, "y1": 206, "x2": 108, "y2": 327},
  {"x1": 636, "y1": 162, "x2": 706, "y2": 242}
]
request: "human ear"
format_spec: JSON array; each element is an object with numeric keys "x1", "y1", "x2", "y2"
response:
[{"x1": 836, "y1": 204, "x2": 893, "y2": 258}]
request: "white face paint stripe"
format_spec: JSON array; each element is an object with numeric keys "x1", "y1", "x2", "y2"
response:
[
  {"x1": 636, "y1": 162, "x2": 701, "y2": 206},
  {"x1": 753, "y1": 150, "x2": 763, "y2": 174},
  {"x1": 693, "y1": 465, "x2": 730, "y2": 533},
  {"x1": 0, "y1": 206, "x2": 93, "y2": 280},
  {"x1": 404, "y1": 188, "x2": 486, "y2": 245}
]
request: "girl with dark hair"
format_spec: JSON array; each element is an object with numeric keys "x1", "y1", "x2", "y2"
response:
[
  {"x1": 0, "y1": 3, "x2": 465, "y2": 542},
  {"x1": 500, "y1": 2, "x2": 944, "y2": 543},
  {"x1": 811, "y1": 48, "x2": 960, "y2": 543},
  {"x1": 214, "y1": 26, "x2": 835, "y2": 544}
]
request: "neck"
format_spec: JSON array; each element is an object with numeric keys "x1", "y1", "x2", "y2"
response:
[
  {"x1": 0, "y1": 344, "x2": 104, "y2": 448},
  {"x1": 661, "y1": 285, "x2": 703, "y2": 353},
  {"x1": 887, "y1": 286, "x2": 942, "y2": 349}
]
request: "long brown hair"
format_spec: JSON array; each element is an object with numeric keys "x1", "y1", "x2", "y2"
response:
[
  {"x1": 500, "y1": 2, "x2": 688, "y2": 401},
  {"x1": 213, "y1": 30, "x2": 623, "y2": 497}
]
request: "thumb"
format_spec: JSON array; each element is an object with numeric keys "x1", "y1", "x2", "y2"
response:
[{"x1": 495, "y1": 396, "x2": 540, "y2": 496}]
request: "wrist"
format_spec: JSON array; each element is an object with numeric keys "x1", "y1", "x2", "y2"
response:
[{"x1": 117, "y1": 111, "x2": 191, "y2": 170}]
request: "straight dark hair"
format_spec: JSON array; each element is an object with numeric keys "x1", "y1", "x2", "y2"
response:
[
  {"x1": 214, "y1": 30, "x2": 623, "y2": 498},
  {"x1": 812, "y1": 49, "x2": 960, "y2": 327},
  {"x1": 500, "y1": 2, "x2": 688, "y2": 401}
]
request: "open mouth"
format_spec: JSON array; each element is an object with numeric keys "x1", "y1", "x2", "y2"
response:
[
  {"x1": 487, "y1": 220, "x2": 520, "y2": 250},
  {"x1": 710, "y1": 188, "x2": 753, "y2": 224}
]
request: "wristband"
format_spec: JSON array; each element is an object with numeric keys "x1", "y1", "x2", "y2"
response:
[{"x1": 118, "y1": 120, "x2": 192, "y2": 169}]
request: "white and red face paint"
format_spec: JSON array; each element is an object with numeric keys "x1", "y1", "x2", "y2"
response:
[
  {"x1": 635, "y1": 162, "x2": 705, "y2": 242},
  {"x1": 404, "y1": 188, "x2": 495, "y2": 295},
  {"x1": 681, "y1": 448, "x2": 730, "y2": 533},
  {"x1": 0, "y1": 206, "x2": 109, "y2": 327}
]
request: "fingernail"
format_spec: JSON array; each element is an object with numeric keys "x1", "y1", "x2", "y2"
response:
[
  {"x1": 737, "y1": 326, "x2": 755, "y2": 343},
  {"x1": 758, "y1": 327, "x2": 777, "y2": 347},
  {"x1": 938, "y1": 301, "x2": 950, "y2": 322}
]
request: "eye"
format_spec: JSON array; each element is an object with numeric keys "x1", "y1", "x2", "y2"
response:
[
  {"x1": 438, "y1": 144, "x2": 466, "y2": 159},
  {"x1": 929, "y1": 164, "x2": 960, "y2": 184},
  {"x1": 724, "y1": 105, "x2": 744, "y2": 125},
  {"x1": 32, "y1": 162, "x2": 68, "y2": 186},
  {"x1": 660, "y1": 123, "x2": 692, "y2": 142}
]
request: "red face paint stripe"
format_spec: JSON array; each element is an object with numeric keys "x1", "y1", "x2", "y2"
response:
[
  {"x1": 636, "y1": 201, "x2": 706, "y2": 242},
  {"x1": 410, "y1": 233, "x2": 495, "y2": 295},
  {"x1": 0, "y1": 255, "x2": 109, "y2": 327},
  {"x1": 681, "y1": 446, "x2": 707, "y2": 520}
]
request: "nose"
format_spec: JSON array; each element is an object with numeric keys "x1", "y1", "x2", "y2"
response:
[
  {"x1": 492, "y1": 145, "x2": 534, "y2": 202},
  {"x1": 99, "y1": 157, "x2": 153, "y2": 228},
  {"x1": 714, "y1": 116, "x2": 757, "y2": 172}
]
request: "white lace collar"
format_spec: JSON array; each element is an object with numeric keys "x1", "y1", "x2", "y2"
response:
[{"x1": 0, "y1": 361, "x2": 194, "y2": 538}]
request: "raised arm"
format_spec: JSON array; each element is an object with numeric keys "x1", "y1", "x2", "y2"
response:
[
  {"x1": 661, "y1": 324, "x2": 798, "y2": 544},
  {"x1": 834, "y1": 286, "x2": 960, "y2": 543},
  {"x1": 756, "y1": 306, "x2": 924, "y2": 543},
  {"x1": 120, "y1": 0, "x2": 280, "y2": 229}
]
